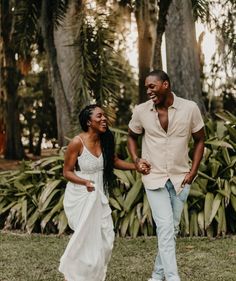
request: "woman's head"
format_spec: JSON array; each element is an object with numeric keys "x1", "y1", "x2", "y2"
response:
[
  {"x1": 78, "y1": 104, "x2": 115, "y2": 192},
  {"x1": 79, "y1": 104, "x2": 107, "y2": 133}
]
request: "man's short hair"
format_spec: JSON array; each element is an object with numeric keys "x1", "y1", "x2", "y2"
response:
[{"x1": 147, "y1": 70, "x2": 171, "y2": 87}]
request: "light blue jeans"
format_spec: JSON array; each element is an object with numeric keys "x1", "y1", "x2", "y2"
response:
[{"x1": 146, "y1": 179, "x2": 190, "y2": 281}]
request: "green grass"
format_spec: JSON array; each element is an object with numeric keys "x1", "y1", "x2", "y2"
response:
[{"x1": 1, "y1": 232, "x2": 236, "y2": 281}]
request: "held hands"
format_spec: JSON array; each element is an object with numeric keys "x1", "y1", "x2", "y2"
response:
[
  {"x1": 135, "y1": 158, "x2": 151, "y2": 175},
  {"x1": 85, "y1": 180, "x2": 95, "y2": 192}
]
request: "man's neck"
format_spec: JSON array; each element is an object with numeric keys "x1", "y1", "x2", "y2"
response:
[{"x1": 155, "y1": 91, "x2": 174, "y2": 110}]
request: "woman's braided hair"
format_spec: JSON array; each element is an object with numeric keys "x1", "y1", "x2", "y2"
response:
[{"x1": 79, "y1": 105, "x2": 115, "y2": 193}]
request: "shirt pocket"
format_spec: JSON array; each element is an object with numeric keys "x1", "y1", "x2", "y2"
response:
[{"x1": 176, "y1": 122, "x2": 189, "y2": 137}]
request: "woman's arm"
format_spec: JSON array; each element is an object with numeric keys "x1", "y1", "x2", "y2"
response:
[
  {"x1": 63, "y1": 136, "x2": 95, "y2": 192},
  {"x1": 113, "y1": 155, "x2": 136, "y2": 170}
]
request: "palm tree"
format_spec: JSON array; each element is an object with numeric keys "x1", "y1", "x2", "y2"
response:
[{"x1": 2, "y1": 0, "x2": 135, "y2": 149}]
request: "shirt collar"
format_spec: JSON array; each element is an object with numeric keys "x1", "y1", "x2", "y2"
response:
[{"x1": 149, "y1": 92, "x2": 179, "y2": 111}]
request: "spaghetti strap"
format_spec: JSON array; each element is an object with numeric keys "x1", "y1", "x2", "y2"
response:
[{"x1": 77, "y1": 135, "x2": 84, "y2": 146}]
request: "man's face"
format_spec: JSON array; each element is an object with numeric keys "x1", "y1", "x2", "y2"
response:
[{"x1": 145, "y1": 75, "x2": 168, "y2": 106}]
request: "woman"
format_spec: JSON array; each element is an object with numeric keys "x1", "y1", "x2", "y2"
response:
[{"x1": 59, "y1": 104, "x2": 139, "y2": 281}]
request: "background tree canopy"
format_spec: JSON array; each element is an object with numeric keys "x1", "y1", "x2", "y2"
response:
[{"x1": 0, "y1": 0, "x2": 235, "y2": 156}]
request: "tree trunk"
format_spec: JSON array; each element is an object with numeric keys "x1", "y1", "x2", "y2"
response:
[
  {"x1": 165, "y1": 0, "x2": 206, "y2": 114},
  {"x1": 41, "y1": 0, "x2": 83, "y2": 146},
  {"x1": 1, "y1": 0, "x2": 25, "y2": 159},
  {"x1": 34, "y1": 129, "x2": 43, "y2": 156},
  {"x1": 28, "y1": 123, "x2": 34, "y2": 154},
  {"x1": 53, "y1": 0, "x2": 84, "y2": 133},
  {"x1": 153, "y1": 0, "x2": 172, "y2": 70},
  {"x1": 4, "y1": 66, "x2": 24, "y2": 159},
  {"x1": 135, "y1": 0, "x2": 158, "y2": 103}
]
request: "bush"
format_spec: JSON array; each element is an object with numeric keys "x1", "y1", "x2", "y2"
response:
[{"x1": 0, "y1": 113, "x2": 235, "y2": 236}]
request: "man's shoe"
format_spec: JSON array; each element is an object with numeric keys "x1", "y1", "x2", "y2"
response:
[{"x1": 148, "y1": 278, "x2": 163, "y2": 281}]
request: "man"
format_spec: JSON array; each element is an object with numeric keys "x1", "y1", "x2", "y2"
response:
[{"x1": 128, "y1": 70, "x2": 205, "y2": 281}]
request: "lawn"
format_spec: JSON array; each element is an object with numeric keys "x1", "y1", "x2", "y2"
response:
[{"x1": 1, "y1": 231, "x2": 236, "y2": 281}]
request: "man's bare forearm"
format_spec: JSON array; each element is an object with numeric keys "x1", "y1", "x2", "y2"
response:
[{"x1": 127, "y1": 129, "x2": 139, "y2": 162}]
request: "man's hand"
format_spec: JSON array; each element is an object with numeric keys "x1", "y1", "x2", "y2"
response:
[
  {"x1": 182, "y1": 171, "x2": 196, "y2": 186},
  {"x1": 135, "y1": 158, "x2": 151, "y2": 175}
]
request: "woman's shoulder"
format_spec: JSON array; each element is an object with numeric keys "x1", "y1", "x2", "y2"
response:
[{"x1": 67, "y1": 134, "x2": 84, "y2": 152}]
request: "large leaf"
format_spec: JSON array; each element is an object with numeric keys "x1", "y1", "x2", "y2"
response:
[
  {"x1": 205, "y1": 140, "x2": 234, "y2": 149},
  {"x1": 114, "y1": 169, "x2": 131, "y2": 187},
  {"x1": 40, "y1": 196, "x2": 64, "y2": 231},
  {"x1": 123, "y1": 179, "x2": 143, "y2": 212},
  {"x1": 204, "y1": 192, "x2": 214, "y2": 228},
  {"x1": 58, "y1": 210, "x2": 68, "y2": 235},
  {"x1": 208, "y1": 193, "x2": 223, "y2": 225},
  {"x1": 38, "y1": 180, "x2": 62, "y2": 206}
]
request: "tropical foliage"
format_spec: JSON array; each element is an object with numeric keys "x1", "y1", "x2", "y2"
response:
[
  {"x1": 0, "y1": 155, "x2": 66, "y2": 234},
  {"x1": 0, "y1": 113, "x2": 236, "y2": 237},
  {"x1": 181, "y1": 111, "x2": 236, "y2": 237},
  {"x1": 70, "y1": 4, "x2": 137, "y2": 126}
]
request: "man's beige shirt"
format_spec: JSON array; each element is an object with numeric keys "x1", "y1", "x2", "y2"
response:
[{"x1": 128, "y1": 94, "x2": 204, "y2": 192}]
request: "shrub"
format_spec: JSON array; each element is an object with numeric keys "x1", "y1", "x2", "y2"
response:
[{"x1": 0, "y1": 113, "x2": 235, "y2": 236}]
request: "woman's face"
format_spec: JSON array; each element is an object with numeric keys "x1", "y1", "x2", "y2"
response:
[{"x1": 88, "y1": 107, "x2": 107, "y2": 133}]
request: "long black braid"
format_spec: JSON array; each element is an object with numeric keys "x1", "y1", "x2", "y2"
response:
[{"x1": 78, "y1": 105, "x2": 116, "y2": 193}]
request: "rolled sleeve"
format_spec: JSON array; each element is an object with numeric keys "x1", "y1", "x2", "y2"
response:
[
  {"x1": 191, "y1": 104, "x2": 204, "y2": 133},
  {"x1": 128, "y1": 106, "x2": 143, "y2": 134}
]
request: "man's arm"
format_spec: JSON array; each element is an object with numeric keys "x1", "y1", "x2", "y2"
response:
[
  {"x1": 128, "y1": 129, "x2": 150, "y2": 174},
  {"x1": 182, "y1": 127, "x2": 205, "y2": 185}
]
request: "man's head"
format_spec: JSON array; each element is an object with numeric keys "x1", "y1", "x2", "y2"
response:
[{"x1": 145, "y1": 70, "x2": 171, "y2": 106}]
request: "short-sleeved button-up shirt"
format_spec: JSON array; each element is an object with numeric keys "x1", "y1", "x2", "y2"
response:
[{"x1": 128, "y1": 94, "x2": 204, "y2": 192}]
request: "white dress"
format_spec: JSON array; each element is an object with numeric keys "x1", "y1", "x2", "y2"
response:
[{"x1": 59, "y1": 141, "x2": 114, "y2": 281}]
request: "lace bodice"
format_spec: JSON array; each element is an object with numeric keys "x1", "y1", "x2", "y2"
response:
[{"x1": 77, "y1": 146, "x2": 103, "y2": 174}]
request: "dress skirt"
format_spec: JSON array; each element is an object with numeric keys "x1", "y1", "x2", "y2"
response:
[{"x1": 59, "y1": 171, "x2": 114, "y2": 281}]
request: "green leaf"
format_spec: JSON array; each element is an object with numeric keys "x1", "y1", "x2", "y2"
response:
[
  {"x1": 38, "y1": 179, "x2": 61, "y2": 206},
  {"x1": 231, "y1": 194, "x2": 236, "y2": 212},
  {"x1": 109, "y1": 198, "x2": 122, "y2": 211},
  {"x1": 123, "y1": 179, "x2": 143, "y2": 212},
  {"x1": 26, "y1": 210, "x2": 41, "y2": 233},
  {"x1": 204, "y1": 192, "x2": 214, "y2": 228},
  {"x1": 58, "y1": 210, "x2": 68, "y2": 235},
  {"x1": 38, "y1": 189, "x2": 60, "y2": 212},
  {"x1": 40, "y1": 196, "x2": 64, "y2": 231},
  {"x1": 205, "y1": 140, "x2": 234, "y2": 149},
  {"x1": 208, "y1": 193, "x2": 223, "y2": 225},
  {"x1": 114, "y1": 169, "x2": 130, "y2": 187},
  {"x1": 132, "y1": 217, "x2": 140, "y2": 238},
  {"x1": 121, "y1": 212, "x2": 131, "y2": 237}
]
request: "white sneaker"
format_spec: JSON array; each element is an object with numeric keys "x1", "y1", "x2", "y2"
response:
[{"x1": 148, "y1": 278, "x2": 163, "y2": 281}]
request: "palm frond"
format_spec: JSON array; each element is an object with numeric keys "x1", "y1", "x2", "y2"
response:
[
  {"x1": 50, "y1": 0, "x2": 69, "y2": 29},
  {"x1": 191, "y1": 0, "x2": 210, "y2": 22},
  {"x1": 13, "y1": 0, "x2": 41, "y2": 58},
  {"x1": 70, "y1": 4, "x2": 136, "y2": 125}
]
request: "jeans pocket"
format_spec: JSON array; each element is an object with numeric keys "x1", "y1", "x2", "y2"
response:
[{"x1": 178, "y1": 184, "x2": 191, "y2": 202}]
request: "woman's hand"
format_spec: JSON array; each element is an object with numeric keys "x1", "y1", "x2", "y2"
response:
[
  {"x1": 135, "y1": 158, "x2": 151, "y2": 175},
  {"x1": 85, "y1": 180, "x2": 95, "y2": 192}
]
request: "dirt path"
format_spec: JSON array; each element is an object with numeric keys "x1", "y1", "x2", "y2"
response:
[{"x1": 0, "y1": 149, "x2": 60, "y2": 171}]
